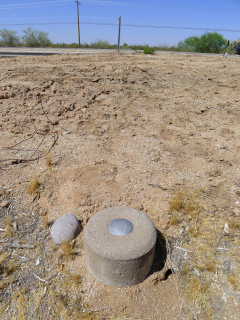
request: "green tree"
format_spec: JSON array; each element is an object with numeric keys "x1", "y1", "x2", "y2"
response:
[
  {"x1": 197, "y1": 32, "x2": 227, "y2": 53},
  {"x1": 178, "y1": 36, "x2": 200, "y2": 52},
  {"x1": 0, "y1": 29, "x2": 20, "y2": 47},
  {"x1": 22, "y1": 27, "x2": 51, "y2": 47},
  {"x1": 178, "y1": 32, "x2": 227, "y2": 53}
]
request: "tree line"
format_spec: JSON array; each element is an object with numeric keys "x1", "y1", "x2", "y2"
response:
[
  {"x1": 0, "y1": 28, "x2": 239, "y2": 53},
  {"x1": 0, "y1": 27, "x2": 51, "y2": 47}
]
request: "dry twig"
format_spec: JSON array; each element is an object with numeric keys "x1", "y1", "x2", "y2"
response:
[{"x1": 0, "y1": 102, "x2": 59, "y2": 167}]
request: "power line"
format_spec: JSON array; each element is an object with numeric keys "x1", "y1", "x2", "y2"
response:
[
  {"x1": 1, "y1": 21, "x2": 240, "y2": 33},
  {"x1": 122, "y1": 24, "x2": 240, "y2": 33},
  {"x1": 0, "y1": 0, "x2": 139, "y2": 9},
  {"x1": 0, "y1": 0, "x2": 73, "y2": 9},
  {"x1": 0, "y1": 16, "x2": 112, "y2": 21},
  {"x1": 0, "y1": 22, "x2": 116, "y2": 26}
]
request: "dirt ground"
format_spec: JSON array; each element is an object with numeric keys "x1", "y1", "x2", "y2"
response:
[{"x1": 0, "y1": 51, "x2": 240, "y2": 320}]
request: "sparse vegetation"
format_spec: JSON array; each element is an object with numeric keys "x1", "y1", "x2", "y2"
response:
[
  {"x1": 0, "y1": 28, "x2": 180, "y2": 51},
  {"x1": 26, "y1": 175, "x2": 40, "y2": 194},
  {"x1": 58, "y1": 240, "x2": 79, "y2": 260},
  {"x1": 168, "y1": 188, "x2": 240, "y2": 318},
  {"x1": 44, "y1": 152, "x2": 53, "y2": 168},
  {"x1": 1, "y1": 49, "x2": 240, "y2": 319},
  {"x1": 3, "y1": 217, "x2": 13, "y2": 237},
  {"x1": 169, "y1": 189, "x2": 201, "y2": 227},
  {"x1": 0, "y1": 207, "x2": 99, "y2": 320}
]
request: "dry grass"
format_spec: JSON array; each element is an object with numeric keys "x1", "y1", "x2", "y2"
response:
[
  {"x1": 26, "y1": 175, "x2": 40, "y2": 194},
  {"x1": 228, "y1": 217, "x2": 240, "y2": 230},
  {"x1": 44, "y1": 152, "x2": 53, "y2": 168},
  {"x1": 168, "y1": 189, "x2": 240, "y2": 318},
  {"x1": 43, "y1": 214, "x2": 50, "y2": 228},
  {"x1": 0, "y1": 221, "x2": 99, "y2": 320},
  {"x1": 169, "y1": 189, "x2": 201, "y2": 227},
  {"x1": 16, "y1": 289, "x2": 28, "y2": 320},
  {"x1": 0, "y1": 252, "x2": 8, "y2": 266},
  {"x1": 58, "y1": 240, "x2": 80, "y2": 260},
  {"x1": 3, "y1": 217, "x2": 13, "y2": 237}
]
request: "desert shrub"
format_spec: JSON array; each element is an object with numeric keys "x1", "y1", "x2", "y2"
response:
[
  {"x1": 90, "y1": 39, "x2": 111, "y2": 49},
  {"x1": 178, "y1": 32, "x2": 227, "y2": 53},
  {"x1": 0, "y1": 29, "x2": 20, "y2": 47},
  {"x1": 178, "y1": 36, "x2": 199, "y2": 52},
  {"x1": 143, "y1": 46, "x2": 156, "y2": 54},
  {"x1": 22, "y1": 27, "x2": 52, "y2": 47}
]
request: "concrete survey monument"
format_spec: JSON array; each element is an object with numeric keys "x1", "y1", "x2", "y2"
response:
[{"x1": 84, "y1": 206, "x2": 157, "y2": 287}]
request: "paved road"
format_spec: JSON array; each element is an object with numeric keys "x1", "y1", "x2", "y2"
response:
[
  {"x1": 0, "y1": 47, "x2": 239, "y2": 58},
  {"x1": 0, "y1": 48, "x2": 133, "y2": 58}
]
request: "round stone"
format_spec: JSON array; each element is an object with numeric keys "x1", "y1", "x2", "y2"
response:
[
  {"x1": 50, "y1": 213, "x2": 81, "y2": 244},
  {"x1": 108, "y1": 218, "x2": 133, "y2": 236},
  {"x1": 84, "y1": 206, "x2": 157, "y2": 287}
]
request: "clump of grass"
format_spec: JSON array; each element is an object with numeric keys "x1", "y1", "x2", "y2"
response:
[
  {"x1": 169, "y1": 190, "x2": 200, "y2": 225},
  {"x1": 59, "y1": 241, "x2": 79, "y2": 260},
  {"x1": 43, "y1": 215, "x2": 50, "y2": 228},
  {"x1": 3, "y1": 217, "x2": 13, "y2": 237},
  {"x1": 70, "y1": 272, "x2": 82, "y2": 288},
  {"x1": 44, "y1": 152, "x2": 53, "y2": 168},
  {"x1": 27, "y1": 175, "x2": 40, "y2": 194},
  {"x1": 228, "y1": 217, "x2": 240, "y2": 230},
  {"x1": 0, "y1": 251, "x2": 17, "y2": 278}
]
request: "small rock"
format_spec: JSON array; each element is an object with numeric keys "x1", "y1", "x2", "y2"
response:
[
  {"x1": 92, "y1": 77, "x2": 100, "y2": 82},
  {"x1": 50, "y1": 213, "x2": 81, "y2": 244},
  {"x1": 223, "y1": 223, "x2": 229, "y2": 234},
  {"x1": 0, "y1": 200, "x2": 10, "y2": 207}
]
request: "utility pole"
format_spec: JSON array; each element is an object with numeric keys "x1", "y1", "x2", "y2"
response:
[
  {"x1": 75, "y1": 1, "x2": 81, "y2": 48},
  {"x1": 117, "y1": 16, "x2": 122, "y2": 51}
]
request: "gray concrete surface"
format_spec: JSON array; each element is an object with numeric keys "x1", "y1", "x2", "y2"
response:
[
  {"x1": 1, "y1": 47, "x2": 239, "y2": 58},
  {"x1": 84, "y1": 206, "x2": 157, "y2": 287},
  {"x1": 0, "y1": 47, "x2": 133, "y2": 58}
]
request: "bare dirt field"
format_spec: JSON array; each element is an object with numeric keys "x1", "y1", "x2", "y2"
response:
[{"x1": 0, "y1": 51, "x2": 240, "y2": 320}]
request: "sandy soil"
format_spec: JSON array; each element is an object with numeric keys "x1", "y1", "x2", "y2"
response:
[{"x1": 0, "y1": 51, "x2": 240, "y2": 320}]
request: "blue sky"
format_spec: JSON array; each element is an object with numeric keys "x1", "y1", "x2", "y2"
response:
[{"x1": 0, "y1": 0, "x2": 240, "y2": 46}]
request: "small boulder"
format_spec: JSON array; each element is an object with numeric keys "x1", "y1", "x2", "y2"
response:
[{"x1": 50, "y1": 213, "x2": 81, "y2": 244}]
